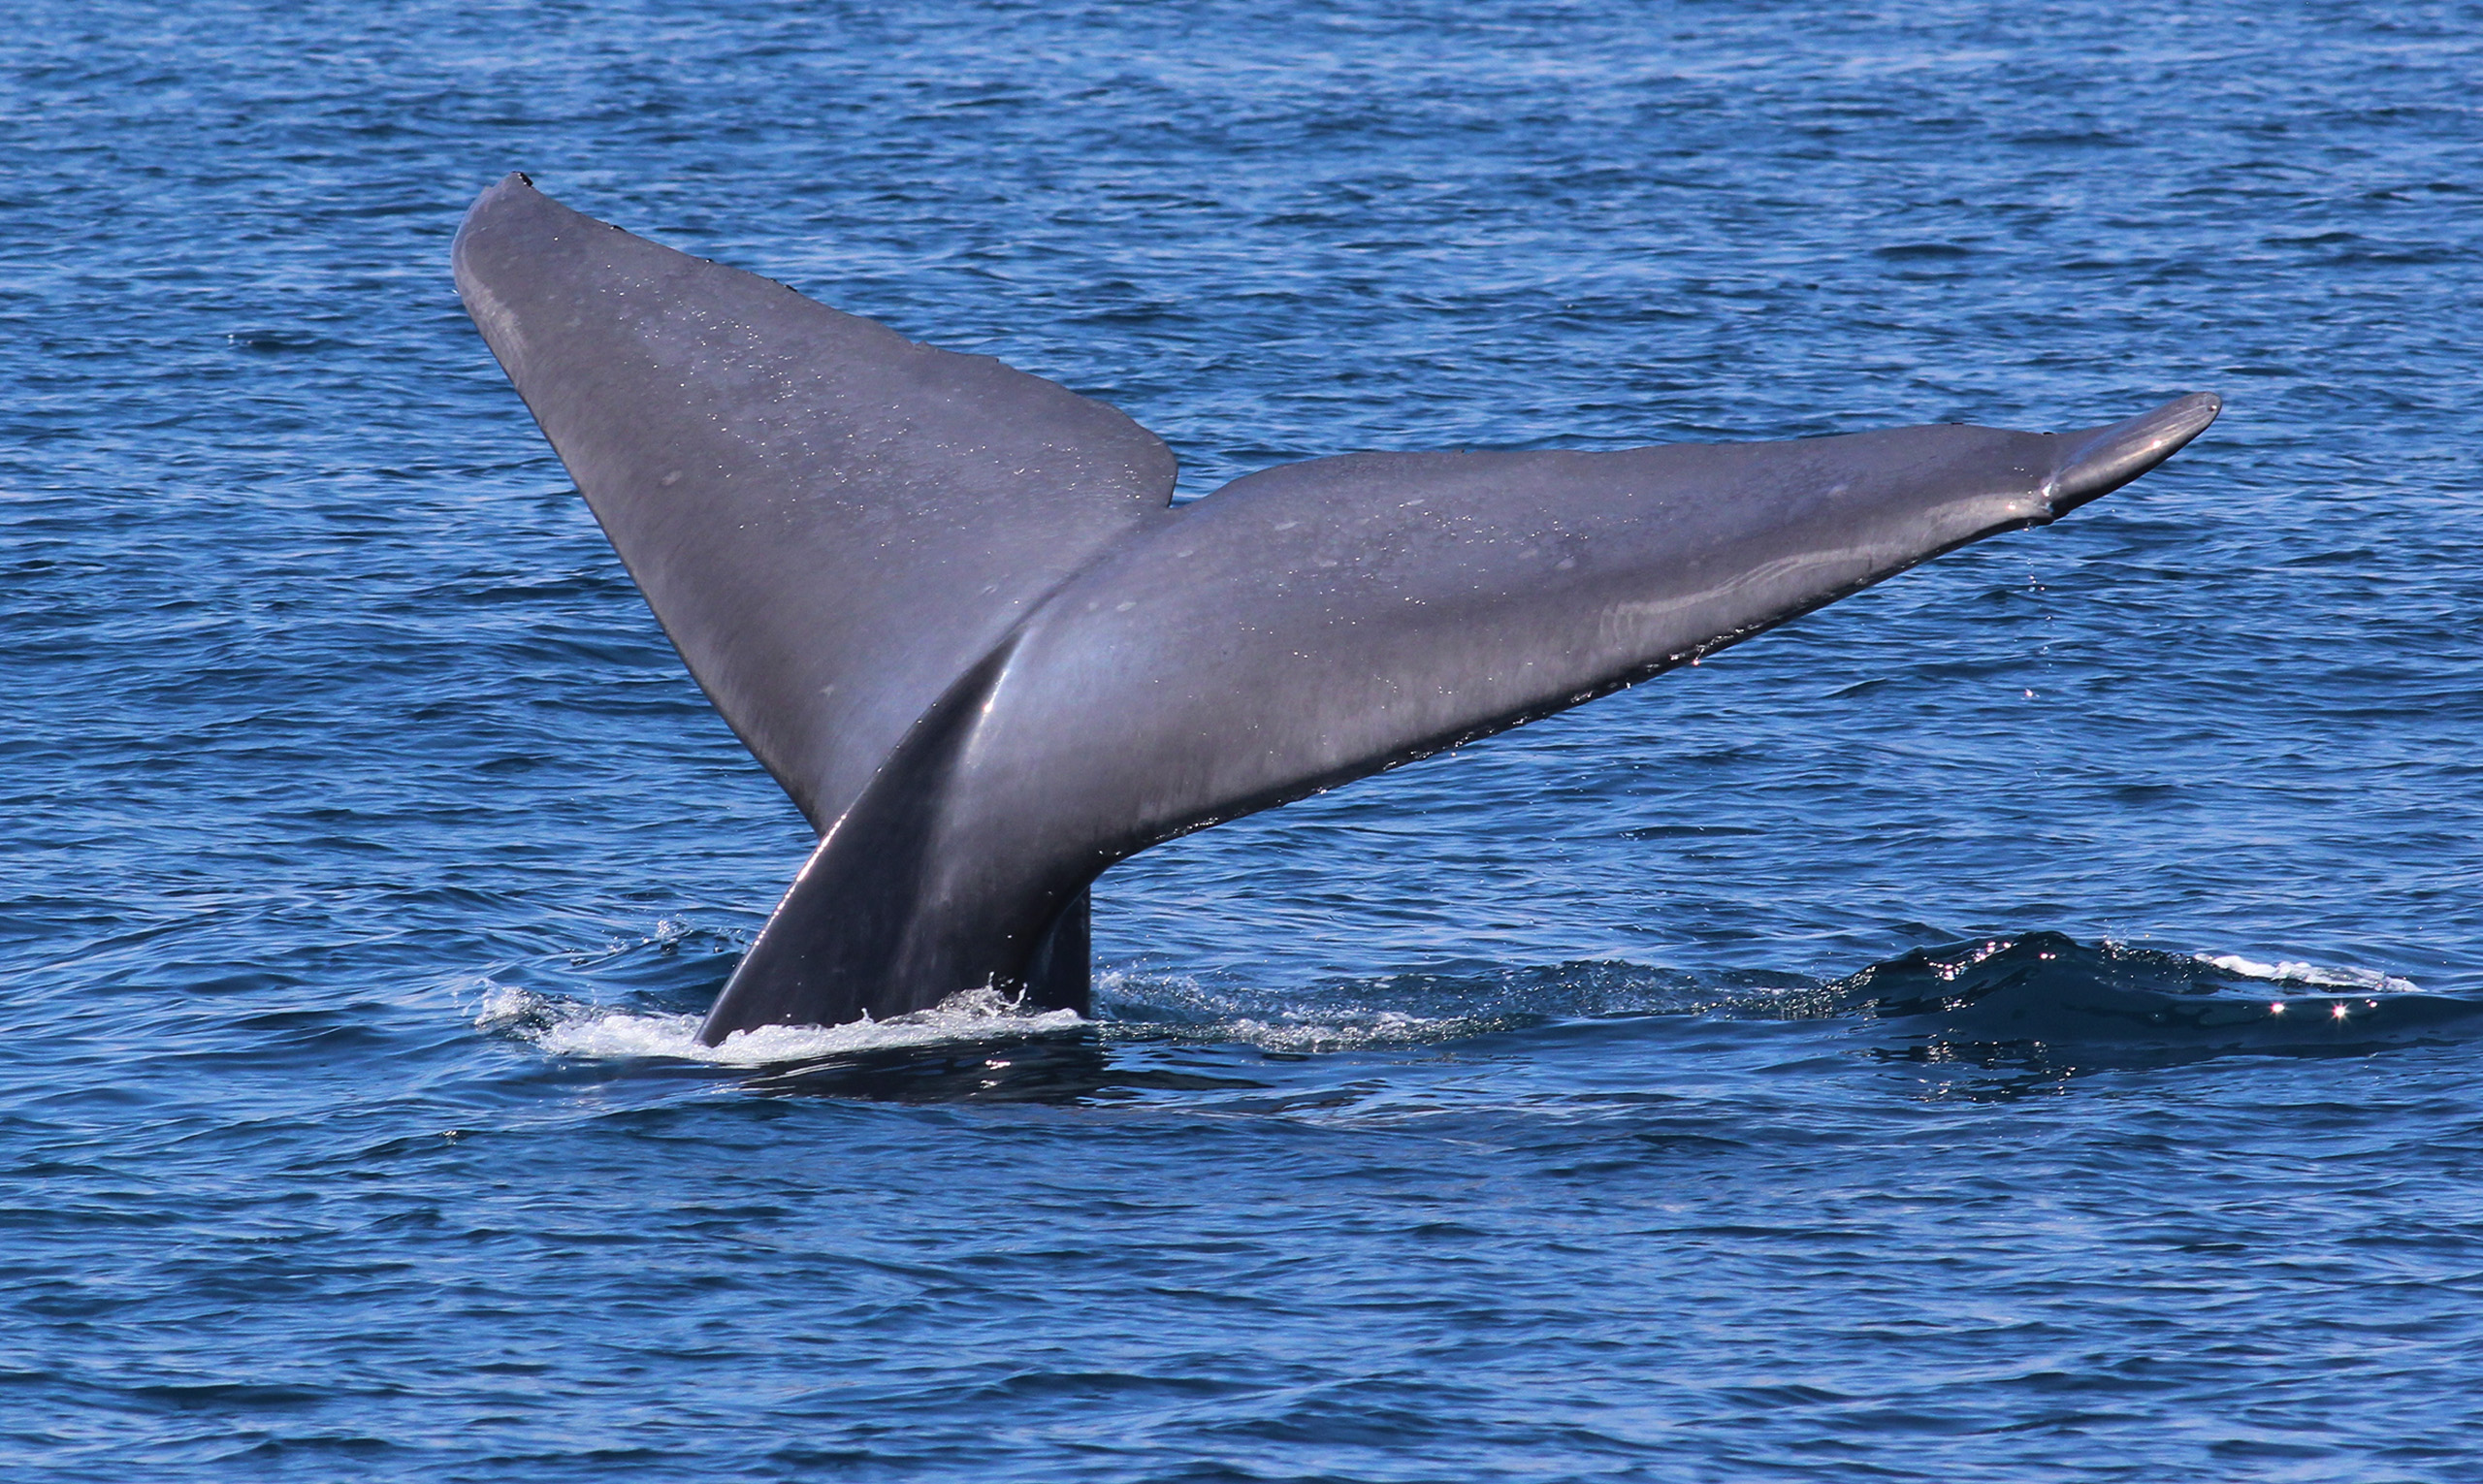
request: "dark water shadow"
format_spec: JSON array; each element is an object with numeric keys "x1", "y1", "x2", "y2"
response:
[{"x1": 741, "y1": 1031, "x2": 1271, "y2": 1105}]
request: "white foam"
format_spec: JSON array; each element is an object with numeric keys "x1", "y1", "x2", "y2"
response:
[
  {"x1": 1096, "y1": 971, "x2": 1501, "y2": 1050},
  {"x1": 474, "y1": 983, "x2": 1083, "y2": 1065},
  {"x1": 2195, "y1": 952, "x2": 2420, "y2": 995},
  {"x1": 1219, "y1": 1009, "x2": 1469, "y2": 1053}
]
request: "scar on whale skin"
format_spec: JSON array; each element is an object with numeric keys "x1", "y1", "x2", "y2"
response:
[{"x1": 451, "y1": 173, "x2": 2220, "y2": 1044}]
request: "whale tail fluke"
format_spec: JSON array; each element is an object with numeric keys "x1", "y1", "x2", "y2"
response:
[{"x1": 451, "y1": 175, "x2": 2220, "y2": 1045}]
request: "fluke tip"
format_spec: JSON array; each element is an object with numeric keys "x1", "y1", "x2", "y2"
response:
[{"x1": 2049, "y1": 392, "x2": 2222, "y2": 514}]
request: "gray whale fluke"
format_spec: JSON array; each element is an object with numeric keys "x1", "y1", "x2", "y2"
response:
[{"x1": 451, "y1": 174, "x2": 2219, "y2": 1045}]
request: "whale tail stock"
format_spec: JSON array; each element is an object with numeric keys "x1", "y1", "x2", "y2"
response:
[{"x1": 450, "y1": 174, "x2": 2220, "y2": 1046}]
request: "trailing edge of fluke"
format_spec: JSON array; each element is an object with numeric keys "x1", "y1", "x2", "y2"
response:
[{"x1": 450, "y1": 173, "x2": 2220, "y2": 1046}]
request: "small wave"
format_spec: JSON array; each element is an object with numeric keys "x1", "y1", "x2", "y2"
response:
[
  {"x1": 1835, "y1": 932, "x2": 2477, "y2": 1069},
  {"x1": 474, "y1": 982, "x2": 1083, "y2": 1066},
  {"x1": 2194, "y1": 952, "x2": 2421, "y2": 994}
]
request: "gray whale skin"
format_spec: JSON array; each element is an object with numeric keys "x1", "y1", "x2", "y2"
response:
[{"x1": 452, "y1": 173, "x2": 2219, "y2": 1045}]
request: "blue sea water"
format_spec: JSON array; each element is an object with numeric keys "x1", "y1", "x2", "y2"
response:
[{"x1": 6, "y1": 1, "x2": 2483, "y2": 1477}]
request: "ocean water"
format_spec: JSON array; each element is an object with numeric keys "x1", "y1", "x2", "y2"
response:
[{"x1": 6, "y1": 1, "x2": 2483, "y2": 1478}]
